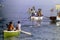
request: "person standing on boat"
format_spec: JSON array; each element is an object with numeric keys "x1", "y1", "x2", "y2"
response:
[
  {"x1": 28, "y1": 8, "x2": 32, "y2": 16},
  {"x1": 27, "y1": 8, "x2": 36, "y2": 18},
  {"x1": 50, "y1": 8, "x2": 56, "y2": 16},
  {"x1": 31, "y1": 6, "x2": 37, "y2": 16},
  {"x1": 8, "y1": 21, "x2": 14, "y2": 31},
  {"x1": 29, "y1": 6, "x2": 37, "y2": 16},
  {"x1": 37, "y1": 8, "x2": 43, "y2": 17},
  {"x1": 32, "y1": 6, "x2": 35, "y2": 10},
  {"x1": 16, "y1": 21, "x2": 21, "y2": 31}
]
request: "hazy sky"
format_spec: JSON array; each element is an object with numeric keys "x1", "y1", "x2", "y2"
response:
[{"x1": 1, "y1": 0, "x2": 60, "y2": 18}]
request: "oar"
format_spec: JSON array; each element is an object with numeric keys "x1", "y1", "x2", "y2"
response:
[
  {"x1": 21, "y1": 30, "x2": 32, "y2": 35},
  {"x1": 27, "y1": 16, "x2": 31, "y2": 19}
]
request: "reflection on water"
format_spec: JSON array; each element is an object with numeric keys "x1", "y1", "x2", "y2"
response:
[
  {"x1": 56, "y1": 21, "x2": 60, "y2": 26},
  {"x1": 31, "y1": 20, "x2": 41, "y2": 27},
  {"x1": 50, "y1": 21, "x2": 56, "y2": 24},
  {"x1": 4, "y1": 37, "x2": 18, "y2": 40}
]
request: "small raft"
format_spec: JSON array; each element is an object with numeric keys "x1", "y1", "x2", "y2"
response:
[{"x1": 4, "y1": 30, "x2": 20, "y2": 38}]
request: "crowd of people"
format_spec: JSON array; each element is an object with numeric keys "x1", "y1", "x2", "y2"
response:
[
  {"x1": 6, "y1": 21, "x2": 21, "y2": 31},
  {"x1": 28, "y1": 6, "x2": 43, "y2": 17}
]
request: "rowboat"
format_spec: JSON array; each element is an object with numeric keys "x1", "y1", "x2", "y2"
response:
[
  {"x1": 49, "y1": 16, "x2": 56, "y2": 21},
  {"x1": 31, "y1": 16, "x2": 43, "y2": 21},
  {"x1": 4, "y1": 30, "x2": 20, "y2": 38}
]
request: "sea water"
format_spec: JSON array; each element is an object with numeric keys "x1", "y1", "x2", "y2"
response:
[{"x1": 0, "y1": 17, "x2": 60, "y2": 40}]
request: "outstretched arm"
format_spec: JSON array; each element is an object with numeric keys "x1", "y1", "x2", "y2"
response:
[{"x1": 6, "y1": 24, "x2": 8, "y2": 28}]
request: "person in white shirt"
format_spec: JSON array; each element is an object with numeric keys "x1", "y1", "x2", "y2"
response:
[
  {"x1": 28, "y1": 6, "x2": 36, "y2": 16},
  {"x1": 16, "y1": 21, "x2": 21, "y2": 30}
]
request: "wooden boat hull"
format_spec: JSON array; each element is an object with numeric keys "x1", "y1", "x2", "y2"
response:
[
  {"x1": 31, "y1": 16, "x2": 43, "y2": 21},
  {"x1": 4, "y1": 30, "x2": 20, "y2": 38},
  {"x1": 49, "y1": 16, "x2": 56, "y2": 21}
]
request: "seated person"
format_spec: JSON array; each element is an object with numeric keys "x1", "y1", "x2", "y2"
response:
[
  {"x1": 37, "y1": 8, "x2": 43, "y2": 17},
  {"x1": 31, "y1": 13, "x2": 35, "y2": 16},
  {"x1": 16, "y1": 21, "x2": 21, "y2": 30},
  {"x1": 7, "y1": 21, "x2": 14, "y2": 31}
]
